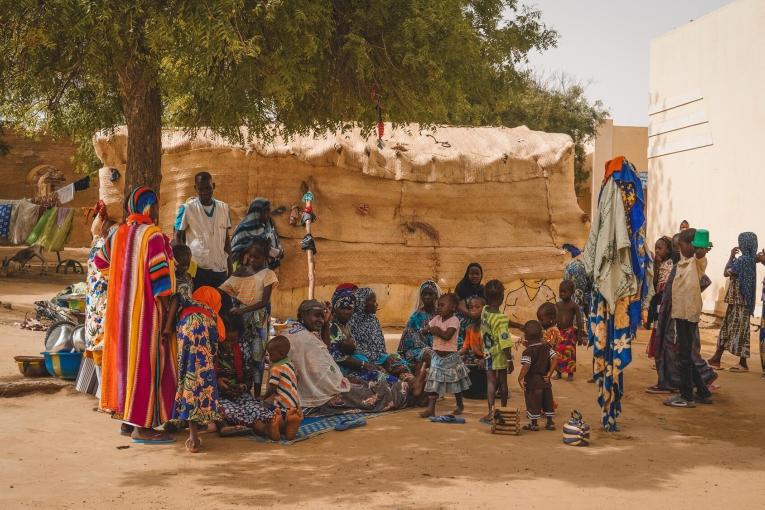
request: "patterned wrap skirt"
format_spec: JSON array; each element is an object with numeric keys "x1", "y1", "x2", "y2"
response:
[
  {"x1": 717, "y1": 304, "x2": 751, "y2": 358},
  {"x1": 173, "y1": 312, "x2": 221, "y2": 424}
]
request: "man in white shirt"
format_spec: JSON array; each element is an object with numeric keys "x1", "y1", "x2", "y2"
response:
[{"x1": 174, "y1": 172, "x2": 232, "y2": 288}]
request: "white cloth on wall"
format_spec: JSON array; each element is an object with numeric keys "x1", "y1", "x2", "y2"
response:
[{"x1": 55, "y1": 183, "x2": 75, "y2": 204}]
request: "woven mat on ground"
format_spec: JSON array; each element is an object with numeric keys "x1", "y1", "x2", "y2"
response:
[{"x1": 249, "y1": 408, "x2": 411, "y2": 445}]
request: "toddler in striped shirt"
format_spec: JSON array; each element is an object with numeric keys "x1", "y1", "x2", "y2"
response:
[{"x1": 264, "y1": 335, "x2": 303, "y2": 440}]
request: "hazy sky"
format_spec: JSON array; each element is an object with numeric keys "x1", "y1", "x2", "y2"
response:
[{"x1": 522, "y1": 0, "x2": 733, "y2": 126}]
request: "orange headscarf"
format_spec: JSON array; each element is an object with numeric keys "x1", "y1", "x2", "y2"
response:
[{"x1": 192, "y1": 286, "x2": 226, "y2": 341}]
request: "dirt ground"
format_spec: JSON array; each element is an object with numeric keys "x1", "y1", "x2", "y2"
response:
[{"x1": 1, "y1": 276, "x2": 765, "y2": 509}]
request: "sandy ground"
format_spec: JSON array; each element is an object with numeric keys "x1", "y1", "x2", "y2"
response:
[{"x1": 1, "y1": 277, "x2": 765, "y2": 509}]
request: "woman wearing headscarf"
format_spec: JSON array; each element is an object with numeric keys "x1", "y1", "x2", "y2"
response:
[
  {"x1": 171, "y1": 286, "x2": 224, "y2": 452},
  {"x1": 285, "y1": 300, "x2": 410, "y2": 415},
  {"x1": 326, "y1": 284, "x2": 391, "y2": 383},
  {"x1": 455, "y1": 263, "x2": 486, "y2": 350},
  {"x1": 708, "y1": 232, "x2": 758, "y2": 372},
  {"x1": 230, "y1": 198, "x2": 283, "y2": 268},
  {"x1": 349, "y1": 288, "x2": 410, "y2": 379},
  {"x1": 397, "y1": 280, "x2": 441, "y2": 369},
  {"x1": 455, "y1": 263, "x2": 485, "y2": 315},
  {"x1": 95, "y1": 187, "x2": 177, "y2": 443}
]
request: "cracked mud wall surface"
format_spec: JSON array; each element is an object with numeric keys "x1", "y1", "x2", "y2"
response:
[{"x1": 94, "y1": 124, "x2": 588, "y2": 325}]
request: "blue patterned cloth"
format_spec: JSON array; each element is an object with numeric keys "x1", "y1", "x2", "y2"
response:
[
  {"x1": 589, "y1": 159, "x2": 649, "y2": 432},
  {"x1": 729, "y1": 232, "x2": 757, "y2": 315},
  {"x1": 0, "y1": 204, "x2": 12, "y2": 238}
]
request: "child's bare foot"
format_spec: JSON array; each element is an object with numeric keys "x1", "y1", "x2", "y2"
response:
[
  {"x1": 284, "y1": 408, "x2": 303, "y2": 441},
  {"x1": 479, "y1": 414, "x2": 493, "y2": 424},
  {"x1": 185, "y1": 436, "x2": 202, "y2": 453},
  {"x1": 522, "y1": 423, "x2": 540, "y2": 431},
  {"x1": 452, "y1": 406, "x2": 464, "y2": 416},
  {"x1": 269, "y1": 412, "x2": 283, "y2": 441},
  {"x1": 419, "y1": 409, "x2": 434, "y2": 418},
  {"x1": 545, "y1": 420, "x2": 556, "y2": 431}
]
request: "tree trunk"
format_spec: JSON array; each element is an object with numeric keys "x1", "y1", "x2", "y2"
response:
[{"x1": 117, "y1": 59, "x2": 163, "y2": 207}]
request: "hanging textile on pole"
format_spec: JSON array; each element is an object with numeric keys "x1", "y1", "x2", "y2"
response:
[
  {"x1": 300, "y1": 192, "x2": 317, "y2": 299},
  {"x1": 583, "y1": 157, "x2": 649, "y2": 432}
]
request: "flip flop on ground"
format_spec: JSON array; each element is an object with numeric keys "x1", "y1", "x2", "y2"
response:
[
  {"x1": 664, "y1": 396, "x2": 696, "y2": 408},
  {"x1": 428, "y1": 415, "x2": 466, "y2": 424},
  {"x1": 335, "y1": 417, "x2": 367, "y2": 431},
  {"x1": 645, "y1": 385, "x2": 674, "y2": 394}
]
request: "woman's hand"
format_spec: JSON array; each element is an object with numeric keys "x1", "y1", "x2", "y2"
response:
[
  {"x1": 518, "y1": 378, "x2": 526, "y2": 391},
  {"x1": 231, "y1": 307, "x2": 246, "y2": 317},
  {"x1": 730, "y1": 247, "x2": 740, "y2": 260},
  {"x1": 323, "y1": 302, "x2": 333, "y2": 323},
  {"x1": 756, "y1": 249, "x2": 765, "y2": 264}
]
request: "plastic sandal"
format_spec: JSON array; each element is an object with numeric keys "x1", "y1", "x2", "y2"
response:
[
  {"x1": 645, "y1": 385, "x2": 674, "y2": 394},
  {"x1": 334, "y1": 417, "x2": 367, "y2": 431},
  {"x1": 663, "y1": 397, "x2": 695, "y2": 408},
  {"x1": 428, "y1": 414, "x2": 466, "y2": 424},
  {"x1": 131, "y1": 437, "x2": 176, "y2": 445}
]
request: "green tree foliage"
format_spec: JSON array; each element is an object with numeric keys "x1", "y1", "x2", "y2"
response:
[{"x1": 0, "y1": 0, "x2": 605, "y2": 195}]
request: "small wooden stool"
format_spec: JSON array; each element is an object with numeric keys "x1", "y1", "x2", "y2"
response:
[{"x1": 491, "y1": 407, "x2": 520, "y2": 435}]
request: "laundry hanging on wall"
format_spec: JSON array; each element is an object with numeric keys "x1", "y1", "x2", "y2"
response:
[{"x1": 1, "y1": 173, "x2": 92, "y2": 250}]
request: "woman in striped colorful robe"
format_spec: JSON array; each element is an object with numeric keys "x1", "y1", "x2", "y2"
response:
[{"x1": 95, "y1": 187, "x2": 177, "y2": 443}]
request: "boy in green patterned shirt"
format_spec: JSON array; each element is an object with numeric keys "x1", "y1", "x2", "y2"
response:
[{"x1": 481, "y1": 279, "x2": 516, "y2": 423}]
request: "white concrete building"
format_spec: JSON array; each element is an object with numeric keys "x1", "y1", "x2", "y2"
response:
[{"x1": 647, "y1": 0, "x2": 765, "y2": 315}]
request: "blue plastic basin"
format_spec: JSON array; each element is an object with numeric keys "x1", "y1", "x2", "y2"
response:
[{"x1": 42, "y1": 351, "x2": 83, "y2": 380}]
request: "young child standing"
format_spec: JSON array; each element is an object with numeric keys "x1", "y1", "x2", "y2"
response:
[
  {"x1": 459, "y1": 296, "x2": 485, "y2": 365},
  {"x1": 420, "y1": 293, "x2": 471, "y2": 418},
  {"x1": 481, "y1": 280, "x2": 514, "y2": 423},
  {"x1": 518, "y1": 320, "x2": 558, "y2": 431},
  {"x1": 665, "y1": 228, "x2": 713, "y2": 408},
  {"x1": 555, "y1": 281, "x2": 584, "y2": 380},
  {"x1": 263, "y1": 335, "x2": 303, "y2": 441},
  {"x1": 537, "y1": 302, "x2": 563, "y2": 350},
  {"x1": 219, "y1": 238, "x2": 278, "y2": 396},
  {"x1": 172, "y1": 244, "x2": 194, "y2": 300}
]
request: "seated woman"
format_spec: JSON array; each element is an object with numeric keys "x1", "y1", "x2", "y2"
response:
[
  {"x1": 285, "y1": 300, "x2": 412, "y2": 416},
  {"x1": 397, "y1": 280, "x2": 441, "y2": 370},
  {"x1": 349, "y1": 288, "x2": 411, "y2": 380},
  {"x1": 455, "y1": 262, "x2": 486, "y2": 349},
  {"x1": 327, "y1": 285, "x2": 395, "y2": 383},
  {"x1": 214, "y1": 312, "x2": 273, "y2": 437}
]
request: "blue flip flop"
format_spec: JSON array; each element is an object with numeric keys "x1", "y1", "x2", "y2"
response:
[
  {"x1": 131, "y1": 437, "x2": 176, "y2": 445},
  {"x1": 429, "y1": 414, "x2": 466, "y2": 424},
  {"x1": 334, "y1": 417, "x2": 367, "y2": 431}
]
